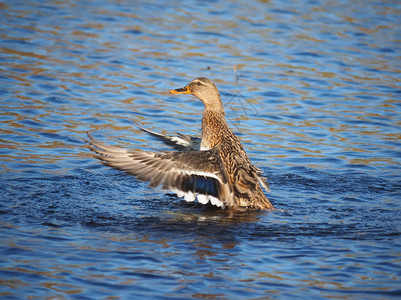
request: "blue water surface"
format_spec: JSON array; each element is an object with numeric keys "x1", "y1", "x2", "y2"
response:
[{"x1": 1, "y1": 0, "x2": 400, "y2": 298}]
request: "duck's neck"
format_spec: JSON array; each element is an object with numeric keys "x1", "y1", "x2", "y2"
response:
[
  {"x1": 200, "y1": 93, "x2": 224, "y2": 112},
  {"x1": 201, "y1": 109, "x2": 228, "y2": 150}
]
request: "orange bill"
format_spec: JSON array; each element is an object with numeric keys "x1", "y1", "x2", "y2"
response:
[{"x1": 169, "y1": 86, "x2": 191, "y2": 94}]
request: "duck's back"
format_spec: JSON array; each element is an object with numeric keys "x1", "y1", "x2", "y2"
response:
[{"x1": 201, "y1": 109, "x2": 273, "y2": 210}]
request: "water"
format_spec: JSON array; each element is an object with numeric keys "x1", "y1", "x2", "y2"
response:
[{"x1": 1, "y1": 0, "x2": 401, "y2": 298}]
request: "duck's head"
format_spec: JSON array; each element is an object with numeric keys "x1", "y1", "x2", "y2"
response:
[{"x1": 170, "y1": 77, "x2": 223, "y2": 111}]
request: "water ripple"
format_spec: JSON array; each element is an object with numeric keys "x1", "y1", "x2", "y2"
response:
[{"x1": 1, "y1": 0, "x2": 400, "y2": 298}]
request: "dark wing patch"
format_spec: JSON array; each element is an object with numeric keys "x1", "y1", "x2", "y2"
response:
[
  {"x1": 136, "y1": 123, "x2": 201, "y2": 151},
  {"x1": 87, "y1": 133, "x2": 233, "y2": 207}
]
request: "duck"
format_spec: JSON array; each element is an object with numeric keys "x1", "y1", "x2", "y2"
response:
[{"x1": 87, "y1": 77, "x2": 274, "y2": 210}]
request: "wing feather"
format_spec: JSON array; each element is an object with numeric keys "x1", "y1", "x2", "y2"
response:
[
  {"x1": 87, "y1": 133, "x2": 233, "y2": 207},
  {"x1": 136, "y1": 124, "x2": 201, "y2": 151}
]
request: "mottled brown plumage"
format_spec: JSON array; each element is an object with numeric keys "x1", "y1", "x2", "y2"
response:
[{"x1": 88, "y1": 77, "x2": 274, "y2": 210}]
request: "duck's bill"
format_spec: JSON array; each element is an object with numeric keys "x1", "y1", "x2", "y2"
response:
[{"x1": 169, "y1": 86, "x2": 191, "y2": 94}]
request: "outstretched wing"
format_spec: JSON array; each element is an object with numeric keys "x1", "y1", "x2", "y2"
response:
[
  {"x1": 136, "y1": 124, "x2": 201, "y2": 151},
  {"x1": 87, "y1": 133, "x2": 233, "y2": 207}
]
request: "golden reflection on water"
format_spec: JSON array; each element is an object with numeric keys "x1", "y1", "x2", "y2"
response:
[{"x1": 0, "y1": 0, "x2": 400, "y2": 298}]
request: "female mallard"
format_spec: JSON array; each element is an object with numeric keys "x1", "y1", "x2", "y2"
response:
[{"x1": 88, "y1": 77, "x2": 274, "y2": 210}]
